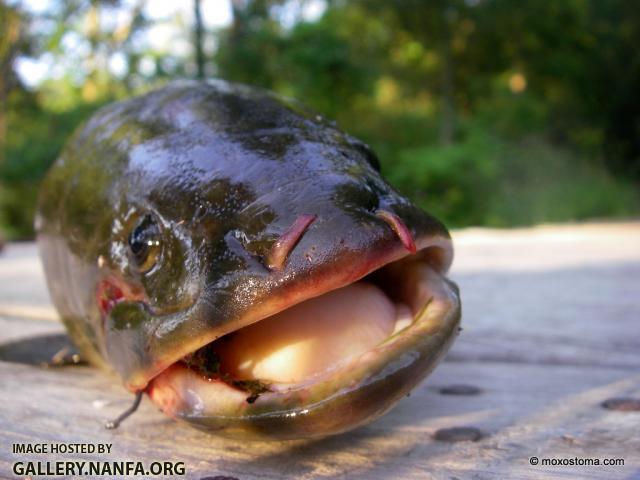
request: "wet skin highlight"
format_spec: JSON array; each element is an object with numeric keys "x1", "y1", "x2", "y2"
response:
[{"x1": 36, "y1": 79, "x2": 461, "y2": 439}]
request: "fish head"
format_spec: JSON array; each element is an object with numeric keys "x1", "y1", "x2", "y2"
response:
[{"x1": 37, "y1": 80, "x2": 461, "y2": 439}]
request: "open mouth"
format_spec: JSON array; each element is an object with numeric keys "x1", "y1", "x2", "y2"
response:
[{"x1": 146, "y1": 240, "x2": 460, "y2": 439}]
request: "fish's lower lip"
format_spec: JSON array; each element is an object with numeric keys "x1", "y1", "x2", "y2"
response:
[{"x1": 145, "y1": 244, "x2": 460, "y2": 439}]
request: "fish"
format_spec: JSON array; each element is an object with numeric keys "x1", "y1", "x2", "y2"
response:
[{"x1": 36, "y1": 79, "x2": 461, "y2": 440}]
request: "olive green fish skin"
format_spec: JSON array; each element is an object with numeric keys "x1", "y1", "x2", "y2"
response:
[{"x1": 36, "y1": 79, "x2": 457, "y2": 438}]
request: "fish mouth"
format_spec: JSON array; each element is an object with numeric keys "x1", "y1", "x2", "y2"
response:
[{"x1": 145, "y1": 236, "x2": 460, "y2": 439}]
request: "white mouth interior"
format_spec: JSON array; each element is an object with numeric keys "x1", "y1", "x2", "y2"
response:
[{"x1": 212, "y1": 281, "x2": 414, "y2": 384}]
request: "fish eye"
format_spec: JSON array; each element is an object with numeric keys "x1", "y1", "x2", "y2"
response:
[{"x1": 128, "y1": 214, "x2": 162, "y2": 273}]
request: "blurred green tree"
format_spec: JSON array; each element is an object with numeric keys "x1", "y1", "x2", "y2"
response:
[{"x1": 1, "y1": 0, "x2": 639, "y2": 238}]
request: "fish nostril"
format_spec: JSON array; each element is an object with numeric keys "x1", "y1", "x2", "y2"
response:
[
  {"x1": 375, "y1": 209, "x2": 417, "y2": 254},
  {"x1": 268, "y1": 214, "x2": 317, "y2": 271},
  {"x1": 364, "y1": 179, "x2": 381, "y2": 212}
]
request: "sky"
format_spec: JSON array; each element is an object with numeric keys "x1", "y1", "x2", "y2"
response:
[{"x1": 13, "y1": 0, "x2": 326, "y2": 87}]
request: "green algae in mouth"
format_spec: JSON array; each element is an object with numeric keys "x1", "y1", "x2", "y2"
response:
[
  {"x1": 182, "y1": 346, "x2": 222, "y2": 377},
  {"x1": 232, "y1": 380, "x2": 272, "y2": 404},
  {"x1": 182, "y1": 343, "x2": 273, "y2": 403}
]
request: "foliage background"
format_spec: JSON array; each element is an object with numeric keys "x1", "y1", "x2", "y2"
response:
[{"x1": 1, "y1": 0, "x2": 639, "y2": 239}]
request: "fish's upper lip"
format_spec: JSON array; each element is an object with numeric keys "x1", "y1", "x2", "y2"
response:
[{"x1": 117, "y1": 233, "x2": 454, "y2": 392}]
